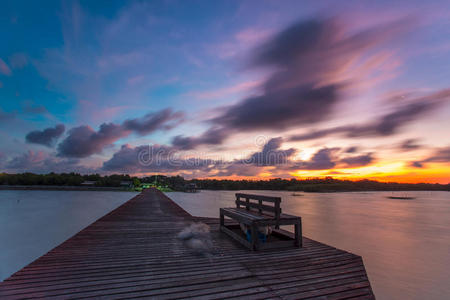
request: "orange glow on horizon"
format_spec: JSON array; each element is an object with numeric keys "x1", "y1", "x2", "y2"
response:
[
  {"x1": 290, "y1": 162, "x2": 450, "y2": 184},
  {"x1": 161, "y1": 162, "x2": 450, "y2": 184}
]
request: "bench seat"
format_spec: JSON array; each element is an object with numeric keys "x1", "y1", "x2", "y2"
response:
[
  {"x1": 220, "y1": 193, "x2": 302, "y2": 250},
  {"x1": 220, "y1": 207, "x2": 300, "y2": 225}
]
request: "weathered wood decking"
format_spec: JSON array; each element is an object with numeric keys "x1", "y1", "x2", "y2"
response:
[{"x1": 0, "y1": 189, "x2": 375, "y2": 299}]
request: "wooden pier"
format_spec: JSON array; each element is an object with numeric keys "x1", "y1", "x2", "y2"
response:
[{"x1": 0, "y1": 189, "x2": 375, "y2": 299}]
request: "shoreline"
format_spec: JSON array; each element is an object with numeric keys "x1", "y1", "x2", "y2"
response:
[
  {"x1": 0, "y1": 185, "x2": 132, "y2": 192},
  {"x1": 1, "y1": 185, "x2": 448, "y2": 192}
]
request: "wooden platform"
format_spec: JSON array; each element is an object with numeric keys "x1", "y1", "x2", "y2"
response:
[{"x1": 0, "y1": 189, "x2": 375, "y2": 299}]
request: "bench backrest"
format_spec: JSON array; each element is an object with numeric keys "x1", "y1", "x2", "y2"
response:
[{"x1": 235, "y1": 193, "x2": 281, "y2": 218}]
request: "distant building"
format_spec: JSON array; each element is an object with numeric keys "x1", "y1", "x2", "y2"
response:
[
  {"x1": 184, "y1": 183, "x2": 198, "y2": 193},
  {"x1": 120, "y1": 181, "x2": 133, "y2": 188},
  {"x1": 81, "y1": 181, "x2": 96, "y2": 186}
]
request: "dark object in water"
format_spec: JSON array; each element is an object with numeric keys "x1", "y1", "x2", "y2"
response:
[
  {"x1": 291, "y1": 193, "x2": 303, "y2": 196},
  {"x1": 387, "y1": 196, "x2": 415, "y2": 200}
]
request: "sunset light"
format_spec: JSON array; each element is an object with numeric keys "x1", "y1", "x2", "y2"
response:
[{"x1": 1, "y1": 2, "x2": 449, "y2": 299}]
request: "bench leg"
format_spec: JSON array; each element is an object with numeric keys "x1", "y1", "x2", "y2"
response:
[
  {"x1": 251, "y1": 223, "x2": 258, "y2": 251},
  {"x1": 220, "y1": 212, "x2": 224, "y2": 228},
  {"x1": 295, "y1": 219, "x2": 302, "y2": 248}
]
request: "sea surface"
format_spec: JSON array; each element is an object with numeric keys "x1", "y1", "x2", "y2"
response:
[
  {"x1": 0, "y1": 190, "x2": 449, "y2": 300},
  {"x1": 168, "y1": 190, "x2": 450, "y2": 300},
  {"x1": 0, "y1": 190, "x2": 138, "y2": 281}
]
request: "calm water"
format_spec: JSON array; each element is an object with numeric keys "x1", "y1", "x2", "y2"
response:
[
  {"x1": 168, "y1": 190, "x2": 450, "y2": 300},
  {"x1": 0, "y1": 190, "x2": 138, "y2": 281},
  {"x1": 0, "y1": 190, "x2": 449, "y2": 299}
]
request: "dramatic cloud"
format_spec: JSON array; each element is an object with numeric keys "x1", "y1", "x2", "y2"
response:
[
  {"x1": 346, "y1": 146, "x2": 359, "y2": 153},
  {"x1": 104, "y1": 138, "x2": 296, "y2": 176},
  {"x1": 400, "y1": 139, "x2": 421, "y2": 151},
  {"x1": 172, "y1": 127, "x2": 230, "y2": 150},
  {"x1": 286, "y1": 147, "x2": 374, "y2": 171},
  {"x1": 26, "y1": 124, "x2": 65, "y2": 147},
  {"x1": 174, "y1": 16, "x2": 412, "y2": 149},
  {"x1": 290, "y1": 127, "x2": 346, "y2": 142},
  {"x1": 102, "y1": 144, "x2": 215, "y2": 174},
  {"x1": 339, "y1": 153, "x2": 374, "y2": 168},
  {"x1": 57, "y1": 108, "x2": 184, "y2": 158},
  {"x1": 215, "y1": 137, "x2": 297, "y2": 176},
  {"x1": 411, "y1": 147, "x2": 450, "y2": 168},
  {"x1": 5, "y1": 151, "x2": 91, "y2": 173},
  {"x1": 294, "y1": 148, "x2": 338, "y2": 170},
  {"x1": 246, "y1": 137, "x2": 296, "y2": 166},
  {"x1": 6, "y1": 151, "x2": 46, "y2": 169},
  {"x1": 213, "y1": 85, "x2": 339, "y2": 131},
  {"x1": 123, "y1": 108, "x2": 184, "y2": 135},
  {"x1": 290, "y1": 89, "x2": 450, "y2": 142},
  {"x1": 104, "y1": 136, "x2": 376, "y2": 177},
  {"x1": 58, "y1": 123, "x2": 127, "y2": 158}
]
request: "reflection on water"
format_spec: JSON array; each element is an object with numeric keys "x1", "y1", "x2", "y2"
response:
[
  {"x1": 0, "y1": 190, "x2": 137, "y2": 281},
  {"x1": 168, "y1": 190, "x2": 450, "y2": 300}
]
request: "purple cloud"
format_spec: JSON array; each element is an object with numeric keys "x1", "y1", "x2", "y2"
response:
[
  {"x1": 290, "y1": 89, "x2": 450, "y2": 142},
  {"x1": 103, "y1": 138, "x2": 296, "y2": 176},
  {"x1": 400, "y1": 139, "x2": 421, "y2": 151},
  {"x1": 172, "y1": 127, "x2": 229, "y2": 150},
  {"x1": 103, "y1": 136, "x2": 375, "y2": 177},
  {"x1": 214, "y1": 137, "x2": 297, "y2": 176},
  {"x1": 173, "y1": 16, "x2": 412, "y2": 149},
  {"x1": 102, "y1": 144, "x2": 215, "y2": 175},
  {"x1": 245, "y1": 137, "x2": 296, "y2": 166},
  {"x1": 57, "y1": 108, "x2": 184, "y2": 158},
  {"x1": 346, "y1": 146, "x2": 359, "y2": 153},
  {"x1": 123, "y1": 108, "x2": 184, "y2": 135},
  {"x1": 26, "y1": 124, "x2": 65, "y2": 147},
  {"x1": 411, "y1": 147, "x2": 450, "y2": 168},
  {"x1": 339, "y1": 153, "x2": 374, "y2": 168},
  {"x1": 286, "y1": 147, "x2": 374, "y2": 170},
  {"x1": 6, "y1": 151, "x2": 46, "y2": 169},
  {"x1": 5, "y1": 151, "x2": 92, "y2": 173},
  {"x1": 58, "y1": 123, "x2": 127, "y2": 158},
  {"x1": 295, "y1": 148, "x2": 338, "y2": 170}
]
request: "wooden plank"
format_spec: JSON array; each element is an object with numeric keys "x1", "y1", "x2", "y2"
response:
[
  {"x1": 236, "y1": 193, "x2": 281, "y2": 203},
  {"x1": 235, "y1": 200, "x2": 278, "y2": 213},
  {"x1": 220, "y1": 225, "x2": 252, "y2": 249}
]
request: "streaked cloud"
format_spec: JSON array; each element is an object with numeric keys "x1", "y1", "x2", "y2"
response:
[
  {"x1": 411, "y1": 147, "x2": 450, "y2": 168},
  {"x1": 123, "y1": 108, "x2": 184, "y2": 135},
  {"x1": 57, "y1": 108, "x2": 184, "y2": 158},
  {"x1": 58, "y1": 123, "x2": 127, "y2": 158},
  {"x1": 174, "y1": 16, "x2": 414, "y2": 149},
  {"x1": 26, "y1": 124, "x2": 65, "y2": 147},
  {"x1": 290, "y1": 89, "x2": 450, "y2": 142},
  {"x1": 400, "y1": 139, "x2": 422, "y2": 151}
]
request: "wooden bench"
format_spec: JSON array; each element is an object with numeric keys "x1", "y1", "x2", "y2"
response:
[{"x1": 220, "y1": 193, "x2": 302, "y2": 250}]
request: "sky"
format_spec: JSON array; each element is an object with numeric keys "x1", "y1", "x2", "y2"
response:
[{"x1": 0, "y1": 0, "x2": 449, "y2": 183}]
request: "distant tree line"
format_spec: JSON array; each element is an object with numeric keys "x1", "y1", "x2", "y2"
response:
[
  {"x1": 0, "y1": 172, "x2": 134, "y2": 187},
  {"x1": 0, "y1": 173, "x2": 449, "y2": 192},
  {"x1": 190, "y1": 177, "x2": 450, "y2": 192}
]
